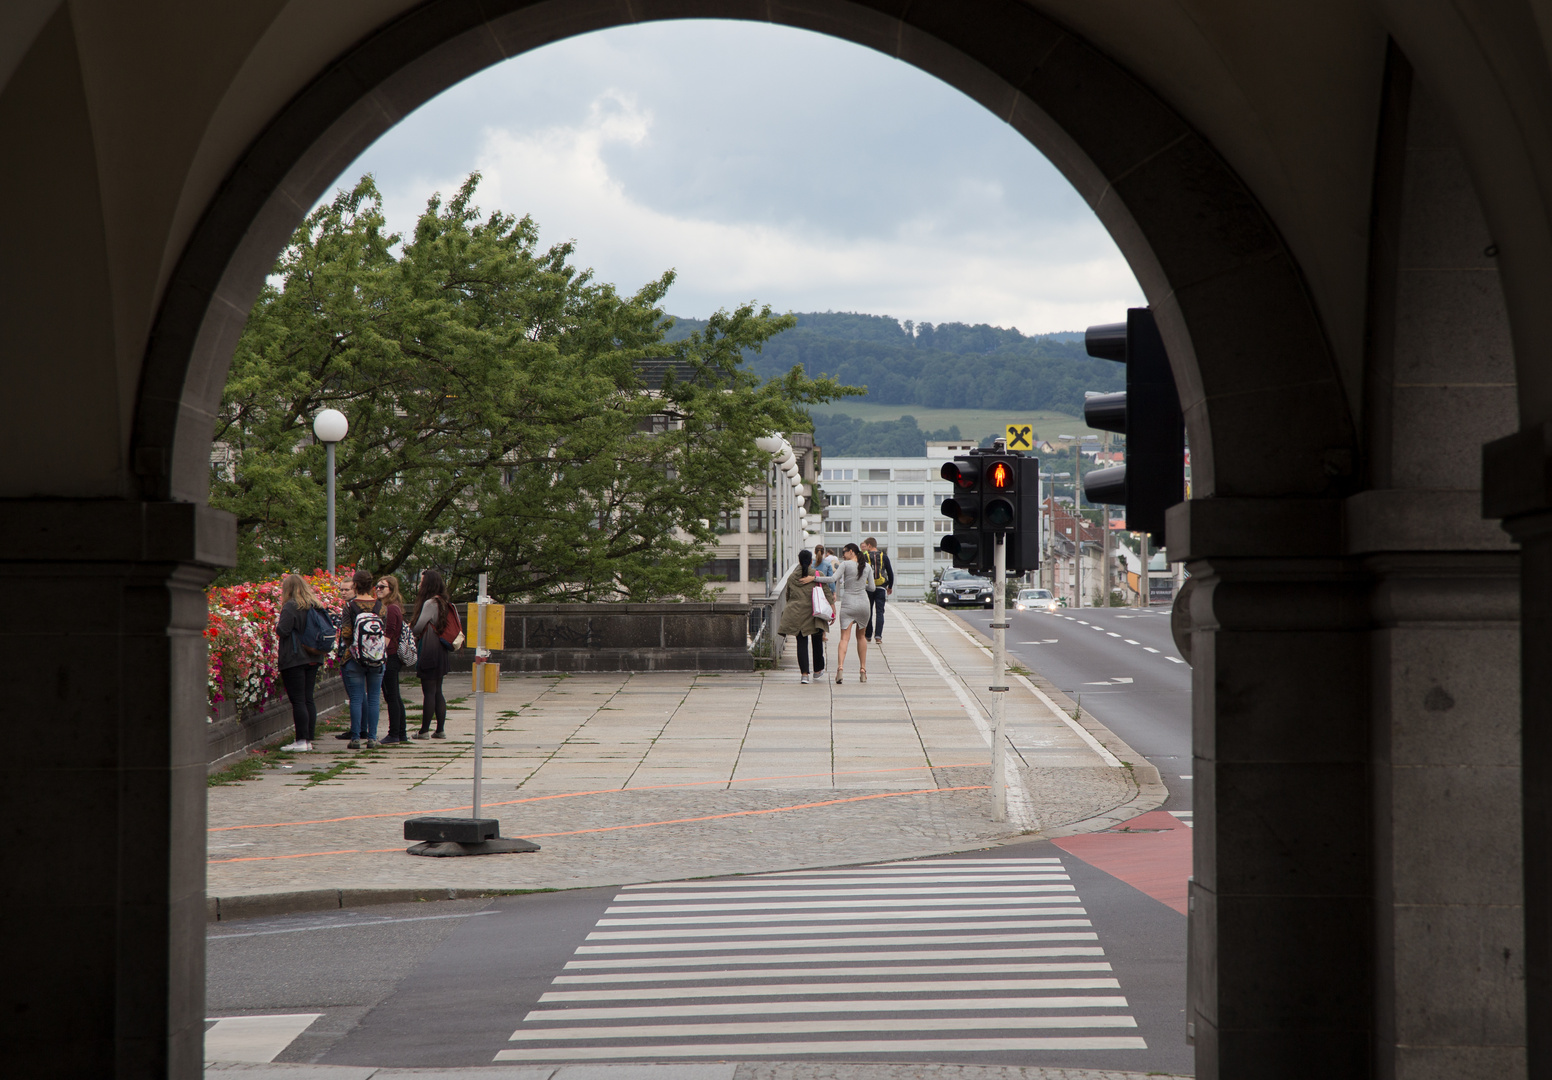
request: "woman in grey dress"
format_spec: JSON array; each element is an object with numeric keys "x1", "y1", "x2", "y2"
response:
[{"x1": 833, "y1": 543, "x2": 876, "y2": 683}]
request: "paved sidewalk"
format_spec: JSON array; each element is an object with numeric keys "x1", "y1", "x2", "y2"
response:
[{"x1": 208, "y1": 603, "x2": 1163, "y2": 913}]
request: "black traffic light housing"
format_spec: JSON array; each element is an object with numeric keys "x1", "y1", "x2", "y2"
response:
[
  {"x1": 1081, "y1": 308, "x2": 1184, "y2": 546},
  {"x1": 938, "y1": 452, "x2": 1041, "y2": 573}
]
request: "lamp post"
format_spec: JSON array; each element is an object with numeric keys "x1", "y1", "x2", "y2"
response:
[{"x1": 313, "y1": 409, "x2": 348, "y2": 575}]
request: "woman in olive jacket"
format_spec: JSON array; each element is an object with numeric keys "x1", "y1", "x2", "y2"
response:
[{"x1": 778, "y1": 549, "x2": 832, "y2": 684}]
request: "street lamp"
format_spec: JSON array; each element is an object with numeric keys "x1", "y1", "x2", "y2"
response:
[{"x1": 313, "y1": 408, "x2": 348, "y2": 575}]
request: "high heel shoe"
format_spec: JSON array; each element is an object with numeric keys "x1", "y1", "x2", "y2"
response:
[
  {"x1": 860, "y1": 666, "x2": 867, "y2": 683},
  {"x1": 835, "y1": 672, "x2": 843, "y2": 685}
]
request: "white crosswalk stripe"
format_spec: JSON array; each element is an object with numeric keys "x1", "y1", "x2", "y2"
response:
[{"x1": 497, "y1": 857, "x2": 1147, "y2": 1062}]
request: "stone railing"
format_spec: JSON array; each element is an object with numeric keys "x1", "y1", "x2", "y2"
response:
[
  {"x1": 447, "y1": 602, "x2": 755, "y2": 673},
  {"x1": 207, "y1": 672, "x2": 347, "y2": 770}
]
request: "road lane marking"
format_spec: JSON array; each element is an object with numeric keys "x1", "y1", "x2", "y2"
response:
[
  {"x1": 554, "y1": 962, "x2": 1115, "y2": 983},
  {"x1": 1124, "y1": 639, "x2": 1140, "y2": 644},
  {"x1": 1167, "y1": 657, "x2": 1185, "y2": 663},
  {"x1": 538, "y1": 978, "x2": 1124, "y2": 1001},
  {"x1": 510, "y1": 1015, "x2": 1139, "y2": 1039},
  {"x1": 496, "y1": 1037, "x2": 1149, "y2": 1059},
  {"x1": 516, "y1": 997, "x2": 1132, "y2": 1020},
  {"x1": 567, "y1": 946, "x2": 1106, "y2": 966},
  {"x1": 1143, "y1": 647, "x2": 1160, "y2": 653},
  {"x1": 614, "y1": 885, "x2": 1071, "y2": 900},
  {"x1": 586, "y1": 922, "x2": 1093, "y2": 940}
]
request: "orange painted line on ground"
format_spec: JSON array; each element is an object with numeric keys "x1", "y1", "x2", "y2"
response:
[
  {"x1": 206, "y1": 785, "x2": 989, "y2": 864},
  {"x1": 207, "y1": 762, "x2": 986, "y2": 833}
]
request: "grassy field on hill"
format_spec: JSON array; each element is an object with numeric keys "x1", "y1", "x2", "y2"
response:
[{"x1": 805, "y1": 402, "x2": 1104, "y2": 447}]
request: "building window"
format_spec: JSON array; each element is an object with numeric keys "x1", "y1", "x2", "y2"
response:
[
  {"x1": 860, "y1": 519, "x2": 889, "y2": 533},
  {"x1": 898, "y1": 520, "x2": 924, "y2": 533},
  {"x1": 826, "y1": 494, "x2": 851, "y2": 507},
  {"x1": 746, "y1": 508, "x2": 767, "y2": 533},
  {"x1": 868, "y1": 468, "x2": 891, "y2": 480},
  {"x1": 895, "y1": 469, "x2": 928, "y2": 482},
  {"x1": 717, "y1": 509, "x2": 740, "y2": 533},
  {"x1": 896, "y1": 546, "x2": 925, "y2": 561},
  {"x1": 934, "y1": 519, "x2": 953, "y2": 533},
  {"x1": 897, "y1": 493, "x2": 925, "y2": 507},
  {"x1": 824, "y1": 520, "x2": 851, "y2": 533},
  {"x1": 934, "y1": 548, "x2": 952, "y2": 560},
  {"x1": 933, "y1": 493, "x2": 949, "y2": 508},
  {"x1": 695, "y1": 558, "x2": 741, "y2": 582},
  {"x1": 821, "y1": 468, "x2": 855, "y2": 481},
  {"x1": 861, "y1": 494, "x2": 889, "y2": 507},
  {"x1": 747, "y1": 558, "x2": 768, "y2": 582}
]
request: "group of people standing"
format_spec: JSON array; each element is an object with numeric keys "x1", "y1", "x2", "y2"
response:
[
  {"x1": 778, "y1": 537, "x2": 895, "y2": 684},
  {"x1": 275, "y1": 567, "x2": 465, "y2": 751}
]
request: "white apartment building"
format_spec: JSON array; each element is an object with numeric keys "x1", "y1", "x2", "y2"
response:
[{"x1": 817, "y1": 443, "x2": 979, "y2": 592}]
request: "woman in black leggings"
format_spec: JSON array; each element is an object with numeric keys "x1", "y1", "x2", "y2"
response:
[{"x1": 411, "y1": 569, "x2": 459, "y2": 738}]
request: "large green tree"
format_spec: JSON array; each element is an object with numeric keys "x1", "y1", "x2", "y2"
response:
[{"x1": 213, "y1": 174, "x2": 857, "y2": 599}]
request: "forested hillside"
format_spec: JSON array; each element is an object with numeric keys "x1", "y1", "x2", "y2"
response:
[{"x1": 664, "y1": 311, "x2": 1121, "y2": 415}]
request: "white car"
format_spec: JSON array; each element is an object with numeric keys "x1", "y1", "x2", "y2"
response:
[{"x1": 1015, "y1": 588, "x2": 1058, "y2": 612}]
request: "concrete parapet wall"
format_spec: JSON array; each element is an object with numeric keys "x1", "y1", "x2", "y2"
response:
[
  {"x1": 206, "y1": 673, "x2": 347, "y2": 771},
  {"x1": 447, "y1": 602, "x2": 754, "y2": 672}
]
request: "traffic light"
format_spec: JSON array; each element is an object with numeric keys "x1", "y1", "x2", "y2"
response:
[
  {"x1": 1081, "y1": 308, "x2": 1184, "y2": 545},
  {"x1": 939, "y1": 457, "x2": 986, "y2": 570},
  {"x1": 938, "y1": 453, "x2": 1041, "y2": 573}
]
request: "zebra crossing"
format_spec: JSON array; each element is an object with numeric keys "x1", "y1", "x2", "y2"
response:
[{"x1": 495, "y1": 857, "x2": 1146, "y2": 1062}]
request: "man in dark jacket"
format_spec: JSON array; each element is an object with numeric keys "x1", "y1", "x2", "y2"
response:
[{"x1": 862, "y1": 537, "x2": 894, "y2": 644}]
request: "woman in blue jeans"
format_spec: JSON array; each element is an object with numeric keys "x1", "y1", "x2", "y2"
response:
[{"x1": 337, "y1": 568, "x2": 385, "y2": 749}]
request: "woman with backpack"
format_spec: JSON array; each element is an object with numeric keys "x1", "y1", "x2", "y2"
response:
[
  {"x1": 411, "y1": 569, "x2": 462, "y2": 740},
  {"x1": 337, "y1": 568, "x2": 387, "y2": 749},
  {"x1": 374, "y1": 575, "x2": 412, "y2": 745},
  {"x1": 276, "y1": 573, "x2": 328, "y2": 751}
]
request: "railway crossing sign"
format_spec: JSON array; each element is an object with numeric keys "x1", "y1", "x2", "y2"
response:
[{"x1": 1005, "y1": 423, "x2": 1034, "y2": 451}]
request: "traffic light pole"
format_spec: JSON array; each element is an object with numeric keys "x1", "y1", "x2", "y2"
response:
[
  {"x1": 990, "y1": 531, "x2": 1008, "y2": 822},
  {"x1": 473, "y1": 572, "x2": 488, "y2": 821}
]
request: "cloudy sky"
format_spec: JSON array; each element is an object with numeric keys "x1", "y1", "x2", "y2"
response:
[{"x1": 340, "y1": 19, "x2": 1142, "y2": 334}]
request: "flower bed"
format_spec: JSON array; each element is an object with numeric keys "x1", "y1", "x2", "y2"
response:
[{"x1": 206, "y1": 569, "x2": 349, "y2": 717}]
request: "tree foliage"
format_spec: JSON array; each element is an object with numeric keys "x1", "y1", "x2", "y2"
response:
[{"x1": 213, "y1": 174, "x2": 858, "y2": 600}]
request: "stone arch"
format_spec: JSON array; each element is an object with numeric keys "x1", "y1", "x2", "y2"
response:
[{"x1": 132, "y1": 0, "x2": 1355, "y2": 513}]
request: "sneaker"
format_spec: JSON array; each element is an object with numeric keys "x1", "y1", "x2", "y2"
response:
[
  {"x1": 413, "y1": 731, "x2": 430, "y2": 740},
  {"x1": 801, "y1": 674, "x2": 810, "y2": 684},
  {"x1": 302, "y1": 741, "x2": 314, "y2": 751},
  {"x1": 334, "y1": 731, "x2": 353, "y2": 740},
  {"x1": 366, "y1": 739, "x2": 380, "y2": 749},
  {"x1": 379, "y1": 737, "x2": 402, "y2": 745},
  {"x1": 281, "y1": 741, "x2": 306, "y2": 752},
  {"x1": 348, "y1": 739, "x2": 361, "y2": 749},
  {"x1": 874, "y1": 636, "x2": 883, "y2": 645},
  {"x1": 432, "y1": 731, "x2": 447, "y2": 739}
]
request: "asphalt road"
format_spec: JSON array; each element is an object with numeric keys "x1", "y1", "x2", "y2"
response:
[{"x1": 950, "y1": 602, "x2": 1194, "y2": 817}]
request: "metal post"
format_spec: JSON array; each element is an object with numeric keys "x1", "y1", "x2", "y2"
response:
[
  {"x1": 1101, "y1": 433, "x2": 1112, "y2": 606},
  {"x1": 472, "y1": 572, "x2": 487, "y2": 821},
  {"x1": 325, "y1": 441, "x2": 336, "y2": 575},
  {"x1": 991, "y1": 532, "x2": 1008, "y2": 822},
  {"x1": 765, "y1": 468, "x2": 772, "y2": 595}
]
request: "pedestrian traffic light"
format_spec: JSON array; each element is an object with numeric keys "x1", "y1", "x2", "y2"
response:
[
  {"x1": 938, "y1": 453, "x2": 1041, "y2": 573},
  {"x1": 1080, "y1": 308, "x2": 1184, "y2": 545}
]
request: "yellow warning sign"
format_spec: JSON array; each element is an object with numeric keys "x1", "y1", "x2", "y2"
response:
[{"x1": 1005, "y1": 423, "x2": 1034, "y2": 451}]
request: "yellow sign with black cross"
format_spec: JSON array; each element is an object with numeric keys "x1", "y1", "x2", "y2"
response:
[{"x1": 1005, "y1": 423, "x2": 1034, "y2": 451}]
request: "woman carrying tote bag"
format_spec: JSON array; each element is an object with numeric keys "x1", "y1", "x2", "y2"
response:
[{"x1": 777, "y1": 549, "x2": 832, "y2": 684}]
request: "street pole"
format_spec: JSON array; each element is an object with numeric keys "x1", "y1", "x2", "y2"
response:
[
  {"x1": 990, "y1": 531, "x2": 1008, "y2": 821},
  {"x1": 1101, "y1": 433, "x2": 1112, "y2": 606},
  {"x1": 325, "y1": 441, "x2": 336, "y2": 575},
  {"x1": 472, "y1": 572, "x2": 488, "y2": 821},
  {"x1": 765, "y1": 468, "x2": 772, "y2": 595}
]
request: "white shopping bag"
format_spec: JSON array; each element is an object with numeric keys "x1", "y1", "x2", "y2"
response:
[{"x1": 811, "y1": 585, "x2": 834, "y2": 621}]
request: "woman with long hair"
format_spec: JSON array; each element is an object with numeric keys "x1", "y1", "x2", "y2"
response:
[
  {"x1": 777, "y1": 549, "x2": 832, "y2": 683},
  {"x1": 831, "y1": 542, "x2": 875, "y2": 684},
  {"x1": 276, "y1": 573, "x2": 325, "y2": 750},
  {"x1": 375, "y1": 574, "x2": 409, "y2": 744},
  {"x1": 411, "y1": 569, "x2": 461, "y2": 739}
]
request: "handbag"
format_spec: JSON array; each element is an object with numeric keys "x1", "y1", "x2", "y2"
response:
[{"x1": 811, "y1": 584, "x2": 833, "y2": 621}]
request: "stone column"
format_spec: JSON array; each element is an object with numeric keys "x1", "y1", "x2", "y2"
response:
[
  {"x1": 1486, "y1": 429, "x2": 1552, "y2": 1078},
  {"x1": 0, "y1": 502, "x2": 233, "y2": 1077},
  {"x1": 1172, "y1": 497, "x2": 1372, "y2": 1075}
]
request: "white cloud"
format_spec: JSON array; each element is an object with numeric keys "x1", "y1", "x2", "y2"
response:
[{"x1": 346, "y1": 20, "x2": 1144, "y2": 333}]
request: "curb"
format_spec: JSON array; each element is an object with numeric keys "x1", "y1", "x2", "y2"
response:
[
  {"x1": 931, "y1": 607, "x2": 1170, "y2": 842},
  {"x1": 207, "y1": 886, "x2": 538, "y2": 922}
]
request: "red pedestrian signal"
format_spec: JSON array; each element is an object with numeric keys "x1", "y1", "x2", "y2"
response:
[{"x1": 988, "y1": 460, "x2": 1014, "y2": 491}]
